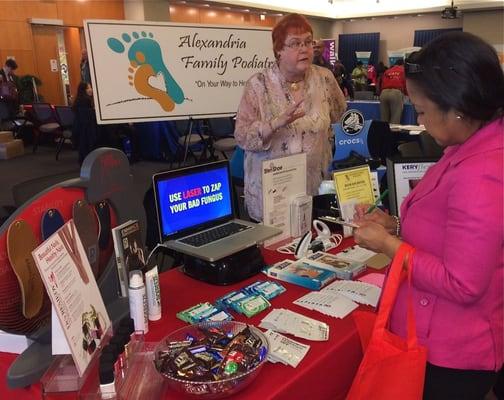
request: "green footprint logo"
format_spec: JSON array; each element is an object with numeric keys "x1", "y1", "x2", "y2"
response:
[{"x1": 107, "y1": 31, "x2": 185, "y2": 111}]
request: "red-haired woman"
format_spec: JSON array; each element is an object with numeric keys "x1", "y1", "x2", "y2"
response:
[{"x1": 234, "y1": 14, "x2": 346, "y2": 222}]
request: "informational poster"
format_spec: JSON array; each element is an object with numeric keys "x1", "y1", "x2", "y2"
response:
[
  {"x1": 32, "y1": 220, "x2": 111, "y2": 376},
  {"x1": 333, "y1": 165, "x2": 375, "y2": 236},
  {"x1": 387, "y1": 159, "x2": 436, "y2": 217},
  {"x1": 262, "y1": 153, "x2": 307, "y2": 244},
  {"x1": 84, "y1": 20, "x2": 274, "y2": 124},
  {"x1": 322, "y1": 39, "x2": 337, "y2": 67}
]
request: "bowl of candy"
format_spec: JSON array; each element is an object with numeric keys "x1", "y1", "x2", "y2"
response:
[{"x1": 153, "y1": 321, "x2": 269, "y2": 399}]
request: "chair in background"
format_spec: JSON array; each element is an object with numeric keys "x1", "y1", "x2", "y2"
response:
[
  {"x1": 31, "y1": 103, "x2": 61, "y2": 153},
  {"x1": 354, "y1": 91, "x2": 375, "y2": 101},
  {"x1": 0, "y1": 101, "x2": 30, "y2": 138},
  {"x1": 173, "y1": 119, "x2": 211, "y2": 167},
  {"x1": 397, "y1": 141, "x2": 423, "y2": 157},
  {"x1": 54, "y1": 106, "x2": 75, "y2": 160},
  {"x1": 206, "y1": 117, "x2": 237, "y2": 159},
  {"x1": 229, "y1": 146, "x2": 246, "y2": 219}
]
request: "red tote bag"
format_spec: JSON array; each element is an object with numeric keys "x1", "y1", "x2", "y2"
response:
[{"x1": 346, "y1": 243, "x2": 427, "y2": 400}]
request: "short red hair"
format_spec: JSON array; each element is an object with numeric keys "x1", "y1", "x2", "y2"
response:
[{"x1": 272, "y1": 14, "x2": 313, "y2": 60}]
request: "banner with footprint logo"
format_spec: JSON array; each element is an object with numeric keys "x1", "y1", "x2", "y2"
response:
[{"x1": 84, "y1": 20, "x2": 274, "y2": 124}]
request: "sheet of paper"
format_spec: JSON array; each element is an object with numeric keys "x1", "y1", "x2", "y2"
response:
[
  {"x1": 294, "y1": 292, "x2": 358, "y2": 319},
  {"x1": 358, "y1": 272, "x2": 385, "y2": 288},
  {"x1": 260, "y1": 308, "x2": 329, "y2": 341},
  {"x1": 323, "y1": 280, "x2": 381, "y2": 307},
  {"x1": 264, "y1": 330, "x2": 311, "y2": 368}
]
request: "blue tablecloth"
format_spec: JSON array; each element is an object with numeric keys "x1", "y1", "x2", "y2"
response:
[{"x1": 346, "y1": 100, "x2": 417, "y2": 125}]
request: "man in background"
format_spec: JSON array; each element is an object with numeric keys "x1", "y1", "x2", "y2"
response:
[
  {"x1": 0, "y1": 58, "x2": 20, "y2": 117},
  {"x1": 80, "y1": 49, "x2": 91, "y2": 84},
  {"x1": 379, "y1": 59, "x2": 406, "y2": 124},
  {"x1": 312, "y1": 39, "x2": 333, "y2": 70}
]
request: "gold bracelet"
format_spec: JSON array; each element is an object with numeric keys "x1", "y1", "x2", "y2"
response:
[{"x1": 392, "y1": 215, "x2": 401, "y2": 237}]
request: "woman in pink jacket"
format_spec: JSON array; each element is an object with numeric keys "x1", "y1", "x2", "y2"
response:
[{"x1": 353, "y1": 32, "x2": 503, "y2": 399}]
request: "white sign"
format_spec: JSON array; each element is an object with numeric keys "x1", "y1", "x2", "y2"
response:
[
  {"x1": 50, "y1": 59, "x2": 58, "y2": 72},
  {"x1": 262, "y1": 153, "x2": 307, "y2": 244},
  {"x1": 390, "y1": 160, "x2": 436, "y2": 217},
  {"x1": 84, "y1": 20, "x2": 274, "y2": 124},
  {"x1": 32, "y1": 220, "x2": 111, "y2": 377}
]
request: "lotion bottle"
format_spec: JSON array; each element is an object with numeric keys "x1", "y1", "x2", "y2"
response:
[{"x1": 128, "y1": 271, "x2": 149, "y2": 334}]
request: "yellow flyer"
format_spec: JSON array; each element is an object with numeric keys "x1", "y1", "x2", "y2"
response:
[{"x1": 333, "y1": 165, "x2": 375, "y2": 205}]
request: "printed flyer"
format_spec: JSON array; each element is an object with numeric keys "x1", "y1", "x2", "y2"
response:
[{"x1": 32, "y1": 219, "x2": 111, "y2": 376}]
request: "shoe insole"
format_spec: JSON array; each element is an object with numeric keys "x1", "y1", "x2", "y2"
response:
[
  {"x1": 95, "y1": 201, "x2": 111, "y2": 251},
  {"x1": 7, "y1": 220, "x2": 45, "y2": 319},
  {"x1": 73, "y1": 200, "x2": 99, "y2": 278},
  {"x1": 41, "y1": 208, "x2": 64, "y2": 240},
  {"x1": 57, "y1": 220, "x2": 89, "y2": 285}
]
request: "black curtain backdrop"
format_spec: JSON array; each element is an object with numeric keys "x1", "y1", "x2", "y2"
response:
[
  {"x1": 338, "y1": 32, "x2": 380, "y2": 73},
  {"x1": 413, "y1": 28, "x2": 463, "y2": 47}
]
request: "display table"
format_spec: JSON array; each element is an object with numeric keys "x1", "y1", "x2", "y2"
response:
[
  {"x1": 0, "y1": 242, "x2": 369, "y2": 400},
  {"x1": 347, "y1": 100, "x2": 417, "y2": 125}
]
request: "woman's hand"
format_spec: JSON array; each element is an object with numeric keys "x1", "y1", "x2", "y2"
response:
[
  {"x1": 272, "y1": 99, "x2": 305, "y2": 130},
  {"x1": 353, "y1": 221, "x2": 402, "y2": 258},
  {"x1": 354, "y1": 204, "x2": 397, "y2": 235}
]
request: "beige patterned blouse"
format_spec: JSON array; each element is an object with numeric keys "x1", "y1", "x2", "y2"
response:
[{"x1": 234, "y1": 63, "x2": 346, "y2": 221}]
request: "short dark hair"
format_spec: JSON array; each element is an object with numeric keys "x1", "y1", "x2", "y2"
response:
[
  {"x1": 356, "y1": 61, "x2": 363, "y2": 66},
  {"x1": 5, "y1": 59, "x2": 17, "y2": 70},
  {"x1": 395, "y1": 59, "x2": 404, "y2": 66},
  {"x1": 405, "y1": 32, "x2": 504, "y2": 122}
]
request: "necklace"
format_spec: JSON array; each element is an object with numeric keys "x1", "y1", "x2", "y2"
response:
[{"x1": 286, "y1": 79, "x2": 304, "y2": 91}]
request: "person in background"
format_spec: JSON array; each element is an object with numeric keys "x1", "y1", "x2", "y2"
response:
[
  {"x1": 80, "y1": 49, "x2": 91, "y2": 84},
  {"x1": 367, "y1": 62, "x2": 377, "y2": 87},
  {"x1": 375, "y1": 61, "x2": 388, "y2": 93},
  {"x1": 334, "y1": 59, "x2": 354, "y2": 99},
  {"x1": 351, "y1": 61, "x2": 367, "y2": 91},
  {"x1": 234, "y1": 14, "x2": 346, "y2": 222},
  {"x1": 353, "y1": 31, "x2": 503, "y2": 400},
  {"x1": 312, "y1": 39, "x2": 332, "y2": 70},
  {"x1": 0, "y1": 58, "x2": 20, "y2": 117},
  {"x1": 379, "y1": 59, "x2": 406, "y2": 124},
  {"x1": 72, "y1": 82, "x2": 99, "y2": 164}
]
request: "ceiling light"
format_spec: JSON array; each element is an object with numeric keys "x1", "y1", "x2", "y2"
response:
[{"x1": 243, "y1": 9, "x2": 250, "y2": 12}]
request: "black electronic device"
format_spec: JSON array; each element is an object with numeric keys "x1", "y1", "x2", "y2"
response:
[
  {"x1": 441, "y1": 1, "x2": 460, "y2": 19},
  {"x1": 181, "y1": 245, "x2": 265, "y2": 285}
]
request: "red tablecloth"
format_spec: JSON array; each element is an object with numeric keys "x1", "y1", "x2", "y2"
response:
[{"x1": 1, "y1": 242, "x2": 366, "y2": 400}]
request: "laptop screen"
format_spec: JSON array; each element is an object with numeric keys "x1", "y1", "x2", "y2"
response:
[{"x1": 153, "y1": 161, "x2": 234, "y2": 241}]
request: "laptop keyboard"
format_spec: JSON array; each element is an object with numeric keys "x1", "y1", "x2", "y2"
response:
[{"x1": 179, "y1": 222, "x2": 252, "y2": 247}]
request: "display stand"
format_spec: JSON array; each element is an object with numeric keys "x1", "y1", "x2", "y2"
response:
[{"x1": 2, "y1": 148, "x2": 145, "y2": 389}]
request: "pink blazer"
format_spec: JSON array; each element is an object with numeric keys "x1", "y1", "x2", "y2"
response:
[{"x1": 391, "y1": 118, "x2": 503, "y2": 371}]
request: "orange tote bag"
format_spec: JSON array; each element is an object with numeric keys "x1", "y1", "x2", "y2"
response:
[{"x1": 346, "y1": 243, "x2": 427, "y2": 400}]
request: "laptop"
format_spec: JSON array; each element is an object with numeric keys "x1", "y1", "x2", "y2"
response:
[{"x1": 152, "y1": 160, "x2": 281, "y2": 262}]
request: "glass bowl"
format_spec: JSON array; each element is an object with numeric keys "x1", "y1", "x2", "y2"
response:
[{"x1": 153, "y1": 321, "x2": 269, "y2": 399}]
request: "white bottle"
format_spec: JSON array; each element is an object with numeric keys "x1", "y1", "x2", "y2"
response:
[{"x1": 128, "y1": 270, "x2": 149, "y2": 334}]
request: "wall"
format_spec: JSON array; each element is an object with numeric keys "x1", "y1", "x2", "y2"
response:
[
  {"x1": 0, "y1": 0, "x2": 124, "y2": 104},
  {"x1": 168, "y1": 4, "x2": 277, "y2": 27},
  {"x1": 328, "y1": 9, "x2": 503, "y2": 63},
  {"x1": 463, "y1": 9, "x2": 504, "y2": 44},
  {"x1": 331, "y1": 13, "x2": 463, "y2": 63}
]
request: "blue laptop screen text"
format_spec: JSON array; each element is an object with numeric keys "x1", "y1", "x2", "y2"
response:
[{"x1": 157, "y1": 166, "x2": 232, "y2": 236}]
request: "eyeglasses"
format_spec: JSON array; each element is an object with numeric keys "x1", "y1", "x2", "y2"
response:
[
  {"x1": 284, "y1": 38, "x2": 314, "y2": 50},
  {"x1": 405, "y1": 62, "x2": 457, "y2": 75}
]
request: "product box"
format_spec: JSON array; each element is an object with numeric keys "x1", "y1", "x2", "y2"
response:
[
  {"x1": 305, "y1": 251, "x2": 367, "y2": 280},
  {"x1": 264, "y1": 259, "x2": 337, "y2": 290},
  {"x1": 0, "y1": 139, "x2": 24, "y2": 159},
  {"x1": 0, "y1": 131, "x2": 13, "y2": 143},
  {"x1": 112, "y1": 220, "x2": 146, "y2": 297}
]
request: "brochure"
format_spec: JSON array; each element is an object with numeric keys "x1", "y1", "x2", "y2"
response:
[{"x1": 32, "y1": 219, "x2": 111, "y2": 376}]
